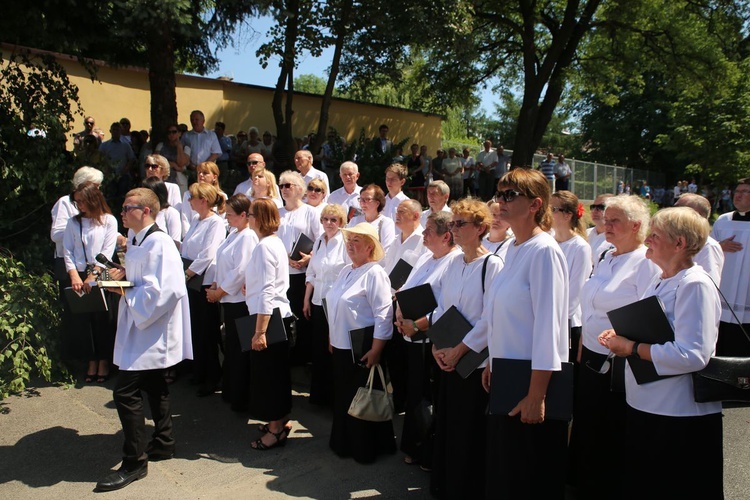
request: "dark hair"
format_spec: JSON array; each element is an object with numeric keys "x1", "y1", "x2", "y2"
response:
[
  {"x1": 361, "y1": 183, "x2": 386, "y2": 213},
  {"x1": 215, "y1": 121, "x2": 225, "y2": 130},
  {"x1": 227, "y1": 193, "x2": 251, "y2": 216},
  {"x1": 141, "y1": 177, "x2": 169, "y2": 210},
  {"x1": 73, "y1": 181, "x2": 111, "y2": 223}
]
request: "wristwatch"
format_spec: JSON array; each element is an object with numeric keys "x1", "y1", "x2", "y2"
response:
[
  {"x1": 631, "y1": 342, "x2": 641, "y2": 359},
  {"x1": 412, "y1": 320, "x2": 419, "y2": 334}
]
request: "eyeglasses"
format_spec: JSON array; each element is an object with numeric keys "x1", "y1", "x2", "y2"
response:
[
  {"x1": 145, "y1": 163, "x2": 160, "y2": 170},
  {"x1": 358, "y1": 197, "x2": 375, "y2": 203},
  {"x1": 121, "y1": 205, "x2": 145, "y2": 213},
  {"x1": 307, "y1": 186, "x2": 324, "y2": 193},
  {"x1": 551, "y1": 207, "x2": 568, "y2": 213},
  {"x1": 279, "y1": 183, "x2": 295, "y2": 189},
  {"x1": 247, "y1": 160, "x2": 261, "y2": 166},
  {"x1": 321, "y1": 217, "x2": 339, "y2": 224},
  {"x1": 85, "y1": 121, "x2": 95, "y2": 126},
  {"x1": 167, "y1": 129, "x2": 179, "y2": 134},
  {"x1": 590, "y1": 204, "x2": 606, "y2": 211},
  {"x1": 585, "y1": 352, "x2": 615, "y2": 374},
  {"x1": 496, "y1": 189, "x2": 524, "y2": 203},
  {"x1": 447, "y1": 220, "x2": 474, "y2": 229}
]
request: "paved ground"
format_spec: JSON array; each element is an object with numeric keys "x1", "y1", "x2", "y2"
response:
[{"x1": 1, "y1": 368, "x2": 749, "y2": 499}]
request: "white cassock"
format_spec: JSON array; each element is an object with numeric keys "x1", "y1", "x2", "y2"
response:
[
  {"x1": 114, "y1": 230, "x2": 192, "y2": 371},
  {"x1": 711, "y1": 214, "x2": 750, "y2": 323}
]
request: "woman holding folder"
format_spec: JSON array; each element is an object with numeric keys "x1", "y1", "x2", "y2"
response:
[
  {"x1": 394, "y1": 211, "x2": 460, "y2": 470},
  {"x1": 325, "y1": 222, "x2": 396, "y2": 464},
  {"x1": 476, "y1": 168, "x2": 569, "y2": 498},
  {"x1": 568, "y1": 194, "x2": 658, "y2": 498},
  {"x1": 245, "y1": 198, "x2": 295, "y2": 450},
  {"x1": 429, "y1": 198, "x2": 502, "y2": 499},
  {"x1": 598, "y1": 207, "x2": 723, "y2": 498}
]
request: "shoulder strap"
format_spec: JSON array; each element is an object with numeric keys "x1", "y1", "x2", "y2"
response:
[
  {"x1": 140, "y1": 224, "x2": 163, "y2": 244},
  {"x1": 481, "y1": 254, "x2": 500, "y2": 294},
  {"x1": 707, "y1": 275, "x2": 750, "y2": 344}
]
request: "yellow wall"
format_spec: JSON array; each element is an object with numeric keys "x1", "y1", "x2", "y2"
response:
[{"x1": 51, "y1": 55, "x2": 442, "y2": 151}]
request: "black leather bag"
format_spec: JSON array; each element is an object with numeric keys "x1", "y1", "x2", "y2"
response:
[{"x1": 692, "y1": 357, "x2": 750, "y2": 403}]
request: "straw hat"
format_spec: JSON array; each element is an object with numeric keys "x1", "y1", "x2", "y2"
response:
[{"x1": 341, "y1": 222, "x2": 385, "y2": 262}]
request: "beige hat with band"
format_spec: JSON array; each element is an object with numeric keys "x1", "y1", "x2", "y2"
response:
[{"x1": 341, "y1": 222, "x2": 385, "y2": 262}]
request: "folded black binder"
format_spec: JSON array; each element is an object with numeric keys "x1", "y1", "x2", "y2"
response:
[
  {"x1": 427, "y1": 305, "x2": 488, "y2": 379},
  {"x1": 290, "y1": 232, "x2": 315, "y2": 261},
  {"x1": 395, "y1": 283, "x2": 438, "y2": 342},
  {"x1": 349, "y1": 325, "x2": 374, "y2": 366},
  {"x1": 489, "y1": 358, "x2": 574, "y2": 421},
  {"x1": 64, "y1": 286, "x2": 109, "y2": 314},
  {"x1": 181, "y1": 257, "x2": 205, "y2": 292},
  {"x1": 607, "y1": 295, "x2": 676, "y2": 385},
  {"x1": 235, "y1": 308, "x2": 288, "y2": 352},
  {"x1": 388, "y1": 259, "x2": 413, "y2": 290}
]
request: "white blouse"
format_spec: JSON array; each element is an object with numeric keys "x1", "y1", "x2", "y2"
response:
[
  {"x1": 480, "y1": 232, "x2": 569, "y2": 370},
  {"x1": 63, "y1": 214, "x2": 119, "y2": 273},
  {"x1": 383, "y1": 191, "x2": 409, "y2": 221},
  {"x1": 399, "y1": 247, "x2": 462, "y2": 344},
  {"x1": 51, "y1": 194, "x2": 78, "y2": 258},
  {"x1": 483, "y1": 233, "x2": 513, "y2": 262},
  {"x1": 214, "y1": 227, "x2": 258, "y2": 303},
  {"x1": 181, "y1": 214, "x2": 226, "y2": 285},
  {"x1": 348, "y1": 214, "x2": 397, "y2": 260},
  {"x1": 433, "y1": 251, "x2": 504, "y2": 369},
  {"x1": 325, "y1": 262, "x2": 394, "y2": 349},
  {"x1": 710, "y1": 213, "x2": 750, "y2": 323},
  {"x1": 278, "y1": 204, "x2": 323, "y2": 275},
  {"x1": 179, "y1": 189, "x2": 229, "y2": 237},
  {"x1": 580, "y1": 246, "x2": 660, "y2": 355},
  {"x1": 558, "y1": 235, "x2": 593, "y2": 328},
  {"x1": 625, "y1": 266, "x2": 721, "y2": 417},
  {"x1": 383, "y1": 226, "x2": 426, "y2": 278},
  {"x1": 305, "y1": 231, "x2": 350, "y2": 306},
  {"x1": 128, "y1": 207, "x2": 182, "y2": 248},
  {"x1": 244, "y1": 235, "x2": 292, "y2": 317}
]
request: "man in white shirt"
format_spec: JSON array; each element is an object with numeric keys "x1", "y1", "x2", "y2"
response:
[
  {"x1": 554, "y1": 154, "x2": 572, "y2": 192},
  {"x1": 328, "y1": 161, "x2": 362, "y2": 220},
  {"x1": 420, "y1": 180, "x2": 452, "y2": 227},
  {"x1": 383, "y1": 163, "x2": 410, "y2": 221},
  {"x1": 295, "y1": 149, "x2": 330, "y2": 198},
  {"x1": 674, "y1": 193, "x2": 724, "y2": 284},
  {"x1": 96, "y1": 188, "x2": 191, "y2": 492},
  {"x1": 233, "y1": 153, "x2": 266, "y2": 197},
  {"x1": 181, "y1": 110, "x2": 221, "y2": 169},
  {"x1": 384, "y1": 199, "x2": 426, "y2": 277},
  {"x1": 476, "y1": 140, "x2": 499, "y2": 201},
  {"x1": 99, "y1": 122, "x2": 135, "y2": 176},
  {"x1": 587, "y1": 193, "x2": 614, "y2": 270}
]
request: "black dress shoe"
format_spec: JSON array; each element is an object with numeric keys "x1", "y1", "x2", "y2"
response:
[
  {"x1": 146, "y1": 443, "x2": 175, "y2": 461},
  {"x1": 95, "y1": 463, "x2": 148, "y2": 492}
]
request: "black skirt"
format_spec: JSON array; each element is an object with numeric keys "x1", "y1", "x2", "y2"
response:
[
  {"x1": 249, "y1": 337, "x2": 292, "y2": 422},
  {"x1": 329, "y1": 347, "x2": 396, "y2": 464},
  {"x1": 309, "y1": 304, "x2": 333, "y2": 405},
  {"x1": 431, "y1": 368, "x2": 488, "y2": 499},
  {"x1": 400, "y1": 341, "x2": 438, "y2": 465},
  {"x1": 221, "y1": 301, "x2": 251, "y2": 411},
  {"x1": 288, "y1": 273, "x2": 312, "y2": 365}
]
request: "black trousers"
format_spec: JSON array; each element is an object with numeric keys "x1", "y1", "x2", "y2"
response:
[
  {"x1": 187, "y1": 287, "x2": 221, "y2": 385},
  {"x1": 220, "y1": 301, "x2": 251, "y2": 411},
  {"x1": 113, "y1": 368, "x2": 173, "y2": 469}
]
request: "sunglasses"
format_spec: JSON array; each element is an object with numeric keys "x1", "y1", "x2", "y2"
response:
[
  {"x1": 121, "y1": 205, "x2": 145, "y2": 213},
  {"x1": 145, "y1": 163, "x2": 160, "y2": 170},
  {"x1": 279, "y1": 183, "x2": 295, "y2": 189},
  {"x1": 85, "y1": 121, "x2": 95, "y2": 126},
  {"x1": 307, "y1": 186, "x2": 324, "y2": 193},
  {"x1": 496, "y1": 189, "x2": 525, "y2": 203},
  {"x1": 590, "y1": 204, "x2": 606, "y2": 211},
  {"x1": 167, "y1": 129, "x2": 179, "y2": 134},
  {"x1": 447, "y1": 220, "x2": 474, "y2": 229},
  {"x1": 321, "y1": 217, "x2": 339, "y2": 224},
  {"x1": 247, "y1": 160, "x2": 261, "y2": 166},
  {"x1": 585, "y1": 352, "x2": 616, "y2": 375}
]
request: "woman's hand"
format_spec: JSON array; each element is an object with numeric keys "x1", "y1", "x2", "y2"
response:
[
  {"x1": 439, "y1": 344, "x2": 469, "y2": 370},
  {"x1": 481, "y1": 365, "x2": 491, "y2": 393},
  {"x1": 70, "y1": 273, "x2": 84, "y2": 293},
  {"x1": 252, "y1": 333, "x2": 268, "y2": 351},
  {"x1": 433, "y1": 347, "x2": 455, "y2": 372},
  {"x1": 206, "y1": 287, "x2": 223, "y2": 303},
  {"x1": 360, "y1": 347, "x2": 382, "y2": 369},
  {"x1": 297, "y1": 251, "x2": 312, "y2": 268},
  {"x1": 508, "y1": 394, "x2": 545, "y2": 424},
  {"x1": 108, "y1": 268, "x2": 126, "y2": 281},
  {"x1": 598, "y1": 329, "x2": 634, "y2": 357},
  {"x1": 302, "y1": 297, "x2": 312, "y2": 320}
]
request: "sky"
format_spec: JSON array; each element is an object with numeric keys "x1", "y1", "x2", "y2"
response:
[{"x1": 197, "y1": 16, "x2": 500, "y2": 112}]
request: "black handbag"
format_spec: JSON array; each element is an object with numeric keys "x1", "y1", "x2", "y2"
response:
[{"x1": 692, "y1": 279, "x2": 750, "y2": 404}]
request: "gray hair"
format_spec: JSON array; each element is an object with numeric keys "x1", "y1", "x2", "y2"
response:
[
  {"x1": 604, "y1": 194, "x2": 651, "y2": 243},
  {"x1": 279, "y1": 170, "x2": 307, "y2": 191},
  {"x1": 72, "y1": 166, "x2": 104, "y2": 189},
  {"x1": 340, "y1": 161, "x2": 359, "y2": 174},
  {"x1": 427, "y1": 211, "x2": 455, "y2": 246},
  {"x1": 427, "y1": 180, "x2": 450, "y2": 197}
]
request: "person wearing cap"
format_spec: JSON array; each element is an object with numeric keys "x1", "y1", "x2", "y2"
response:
[{"x1": 325, "y1": 222, "x2": 396, "y2": 464}]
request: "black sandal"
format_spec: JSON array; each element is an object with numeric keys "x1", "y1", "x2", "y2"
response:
[
  {"x1": 251, "y1": 427, "x2": 288, "y2": 451},
  {"x1": 256, "y1": 420, "x2": 291, "y2": 434}
]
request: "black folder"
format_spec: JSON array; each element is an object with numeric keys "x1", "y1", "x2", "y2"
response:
[
  {"x1": 64, "y1": 286, "x2": 109, "y2": 314},
  {"x1": 388, "y1": 258, "x2": 413, "y2": 290},
  {"x1": 427, "y1": 305, "x2": 488, "y2": 379},
  {"x1": 606, "y1": 295, "x2": 676, "y2": 385},
  {"x1": 235, "y1": 308, "x2": 288, "y2": 352},
  {"x1": 181, "y1": 257, "x2": 205, "y2": 292},
  {"x1": 395, "y1": 283, "x2": 438, "y2": 342},
  {"x1": 349, "y1": 325, "x2": 374, "y2": 366},
  {"x1": 290, "y1": 232, "x2": 315, "y2": 261},
  {"x1": 489, "y1": 358, "x2": 574, "y2": 421}
]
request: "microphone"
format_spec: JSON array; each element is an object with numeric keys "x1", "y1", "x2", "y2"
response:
[{"x1": 95, "y1": 253, "x2": 124, "y2": 270}]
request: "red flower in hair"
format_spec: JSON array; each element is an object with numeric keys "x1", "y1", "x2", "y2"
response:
[{"x1": 576, "y1": 203, "x2": 585, "y2": 219}]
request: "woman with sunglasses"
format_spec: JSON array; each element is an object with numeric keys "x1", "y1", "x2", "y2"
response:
[
  {"x1": 476, "y1": 169, "x2": 568, "y2": 498},
  {"x1": 347, "y1": 184, "x2": 396, "y2": 259},
  {"x1": 483, "y1": 200, "x2": 513, "y2": 258},
  {"x1": 568, "y1": 194, "x2": 658, "y2": 498},
  {"x1": 126, "y1": 178, "x2": 182, "y2": 249},
  {"x1": 278, "y1": 170, "x2": 323, "y2": 365},
  {"x1": 304, "y1": 178, "x2": 328, "y2": 215},
  {"x1": 143, "y1": 154, "x2": 182, "y2": 209},
  {"x1": 63, "y1": 181, "x2": 118, "y2": 383},
  {"x1": 249, "y1": 168, "x2": 283, "y2": 208},
  {"x1": 393, "y1": 210, "x2": 460, "y2": 471},
  {"x1": 181, "y1": 183, "x2": 227, "y2": 397},
  {"x1": 154, "y1": 124, "x2": 191, "y2": 195},
  {"x1": 179, "y1": 161, "x2": 228, "y2": 234},
  {"x1": 550, "y1": 191, "x2": 592, "y2": 366},
  {"x1": 587, "y1": 193, "x2": 614, "y2": 270},
  {"x1": 303, "y1": 204, "x2": 350, "y2": 405},
  {"x1": 429, "y1": 198, "x2": 503, "y2": 499}
]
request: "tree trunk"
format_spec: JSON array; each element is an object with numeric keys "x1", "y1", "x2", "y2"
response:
[
  {"x1": 271, "y1": 0, "x2": 300, "y2": 173},
  {"x1": 147, "y1": 22, "x2": 177, "y2": 149}
]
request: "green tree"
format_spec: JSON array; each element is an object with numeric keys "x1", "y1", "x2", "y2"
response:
[{"x1": 294, "y1": 74, "x2": 329, "y2": 94}]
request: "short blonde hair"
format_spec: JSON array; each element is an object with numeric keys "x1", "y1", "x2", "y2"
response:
[
  {"x1": 146, "y1": 154, "x2": 170, "y2": 179},
  {"x1": 308, "y1": 177, "x2": 328, "y2": 196},
  {"x1": 189, "y1": 182, "x2": 226, "y2": 214},
  {"x1": 604, "y1": 194, "x2": 651, "y2": 243},
  {"x1": 450, "y1": 197, "x2": 492, "y2": 239},
  {"x1": 251, "y1": 168, "x2": 279, "y2": 199},
  {"x1": 321, "y1": 203, "x2": 347, "y2": 226},
  {"x1": 649, "y1": 207, "x2": 709, "y2": 258}
]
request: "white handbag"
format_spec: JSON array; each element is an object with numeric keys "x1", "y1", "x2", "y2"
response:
[{"x1": 347, "y1": 364, "x2": 394, "y2": 422}]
